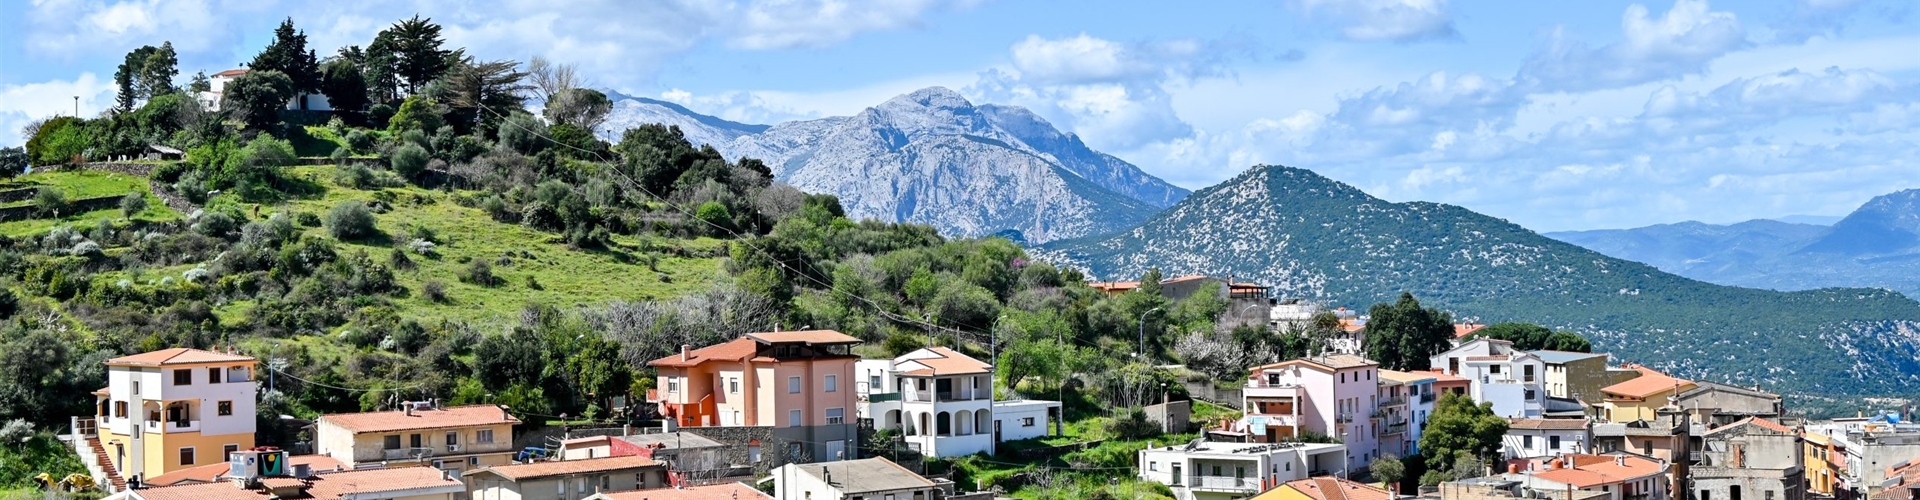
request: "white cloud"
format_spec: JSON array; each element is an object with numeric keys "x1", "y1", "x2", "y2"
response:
[
  {"x1": 1009, "y1": 34, "x2": 1145, "y2": 85},
  {"x1": 0, "y1": 73, "x2": 118, "y2": 147},
  {"x1": 1519, "y1": 0, "x2": 1748, "y2": 92},
  {"x1": 1289, "y1": 0, "x2": 1456, "y2": 42},
  {"x1": 731, "y1": 0, "x2": 952, "y2": 49}
]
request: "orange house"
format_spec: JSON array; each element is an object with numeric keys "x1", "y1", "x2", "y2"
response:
[{"x1": 649, "y1": 331, "x2": 862, "y2": 463}]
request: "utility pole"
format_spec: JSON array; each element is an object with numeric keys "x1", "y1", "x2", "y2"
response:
[
  {"x1": 73, "y1": 96, "x2": 78, "y2": 117},
  {"x1": 1137, "y1": 307, "x2": 1163, "y2": 359}
]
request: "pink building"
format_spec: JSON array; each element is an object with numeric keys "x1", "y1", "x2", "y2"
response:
[
  {"x1": 649, "y1": 330, "x2": 862, "y2": 463},
  {"x1": 1241, "y1": 354, "x2": 1379, "y2": 473}
]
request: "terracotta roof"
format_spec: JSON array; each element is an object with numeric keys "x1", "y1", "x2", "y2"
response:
[
  {"x1": 130, "y1": 467, "x2": 463, "y2": 500},
  {"x1": 1424, "y1": 370, "x2": 1470, "y2": 383},
  {"x1": 1339, "y1": 319, "x2": 1366, "y2": 333},
  {"x1": 1454, "y1": 323, "x2": 1487, "y2": 338},
  {"x1": 896, "y1": 347, "x2": 991, "y2": 376},
  {"x1": 317, "y1": 405, "x2": 518, "y2": 433},
  {"x1": 1089, "y1": 281, "x2": 1141, "y2": 291},
  {"x1": 650, "y1": 338, "x2": 758, "y2": 367},
  {"x1": 1465, "y1": 355, "x2": 1508, "y2": 362},
  {"x1": 1879, "y1": 459, "x2": 1920, "y2": 500},
  {"x1": 469, "y1": 456, "x2": 662, "y2": 481},
  {"x1": 1378, "y1": 369, "x2": 1435, "y2": 384},
  {"x1": 1255, "y1": 477, "x2": 1391, "y2": 500},
  {"x1": 1528, "y1": 454, "x2": 1664, "y2": 488},
  {"x1": 745, "y1": 330, "x2": 860, "y2": 344},
  {"x1": 212, "y1": 69, "x2": 250, "y2": 77},
  {"x1": 1509, "y1": 418, "x2": 1590, "y2": 430},
  {"x1": 1601, "y1": 366, "x2": 1693, "y2": 399},
  {"x1": 147, "y1": 455, "x2": 345, "y2": 486},
  {"x1": 106, "y1": 348, "x2": 255, "y2": 367},
  {"x1": 1161, "y1": 275, "x2": 1215, "y2": 284},
  {"x1": 592, "y1": 483, "x2": 771, "y2": 500},
  {"x1": 1706, "y1": 416, "x2": 1793, "y2": 435}
]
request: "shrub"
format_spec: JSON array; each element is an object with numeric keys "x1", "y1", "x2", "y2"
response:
[
  {"x1": 390, "y1": 143, "x2": 430, "y2": 179},
  {"x1": 295, "y1": 212, "x2": 322, "y2": 227},
  {"x1": 330, "y1": 146, "x2": 350, "y2": 165},
  {"x1": 459, "y1": 259, "x2": 496, "y2": 287},
  {"x1": 174, "y1": 170, "x2": 210, "y2": 204},
  {"x1": 192, "y1": 211, "x2": 239, "y2": 237},
  {"x1": 325, "y1": 201, "x2": 378, "y2": 239},
  {"x1": 0, "y1": 146, "x2": 26, "y2": 179},
  {"x1": 481, "y1": 195, "x2": 513, "y2": 222},
  {"x1": 119, "y1": 192, "x2": 149, "y2": 218},
  {"x1": 344, "y1": 130, "x2": 375, "y2": 153},
  {"x1": 421, "y1": 279, "x2": 448, "y2": 303},
  {"x1": 407, "y1": 238, "x2": 437, "y2": 256},
  {"x1": 388, "y1": 246, "x2": 415, "y2": 270},
  {"x1": 32, "y1": 188, "x2": 69, "y2": 218}
]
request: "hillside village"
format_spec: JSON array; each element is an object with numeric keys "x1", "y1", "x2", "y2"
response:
[{"x1": 6, "y1": 12, "x2": 1920, "y2": 500}]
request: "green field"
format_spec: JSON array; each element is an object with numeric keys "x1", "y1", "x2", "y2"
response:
[{"x1": 0, "y1": 169, "x2": 181, "y2": 237}]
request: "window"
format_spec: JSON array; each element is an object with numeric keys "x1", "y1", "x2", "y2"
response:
[
  {"x1": 601, "y1": 475, "x2": 611, "y2": 491},
  {"x1": 790, "y1": 409, "x2": 803, "y2": 427},
  {"x1": 789, "y1": 376, "x2": 802, "y2": 394},
  {"x1": 1213, "y1": 465, "x2": 1221, "y2": 476},
  {"x1": 217, "y1": 401, "x2": 233, "y2": 416},
  {"x1": 825, "y1": 375, "x2": 838, "y2": 392},
  {"x1": 173, "y1": 369, "x2": 192, "y2": 385},
  {"x1": 1267, "y1": 373, "x2": 1280, "y2": 385},
  {"x1": 1340, "y1": 373, "x2": 1345, "y2": 383},
  {"x1": 410, "y1": 433, "x2": 423, "y2": 448},
  {"x1": 446, "y1": 431, "x2": 459, "y2": 449},
  {"x1": 114, "y1": 401, "x2": 128, "y2": 418},
  {"x1": 1021, "y1": 417, "x2": 1035, "y2": 427},
  {"x1": 132, "y1": 381, "x2": 140, "y2": 395},
  {"x1": 477, "y1": 429, "x2": 495, "y2": 444},
  {"x1": 1524, "y1": 435, "x2": 1534, "y2": 448},
  {"x1": 870, "y1": 375, "x2": 883, "y2": 389},
  {"x1": 577, "y1": 477, "x2": 588, "y2": 493},
  {"x1": 223, "y1": 444, "x2": 239, "y2": 457},
  {"x1": 1172, "y1": 464, "x2": 1182, "y2": 485},
  {"x1": 469, "y1": 457, "x2": 479, "y2": 466},
  {"x1": 1490, "y1": 365, "x2": 1502, "y2": 374},
  {"x1": 179, "y1": 447, "x2": 195, "y2": 465},
  {"x1": 827, "y1": 408, "x2": 845, "y2": 425},
  {"x1": 1149, "y1": 461, "x2": 1157, "y2": 471},
  {"x1": 730, "y1": 378, "x2": 739, "y2": 394},
  {"x1": 1550, "y1": 436, "x2": 1561, "y2": 450},
  {"x1": 384, "y1": 435, "x2": 402, "y2": 450},
  {"x1": 208, "y1": 367, "x2": 223, "y2": 384}
]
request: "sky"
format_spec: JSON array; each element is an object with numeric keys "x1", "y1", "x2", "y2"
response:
[{"x1": 3, "y1": 0, "x2": 1919, "y2": 232}]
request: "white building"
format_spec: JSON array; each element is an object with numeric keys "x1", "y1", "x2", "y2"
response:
[
  {"x1": 861, "y1": 347, "x2": 996, "y2": 457},
  {"x1": 1502, "y1": 418, "x2": 1591, "y2": 461},
  {"x1": 990, "y1": 399, "x2": 1060, "y2": 443},
  {"x1": 1431, "y1": 339, "x2": 1548, "y2": 418},
  {"x1": 766, "y1": 457, "x2": 947, "y2": 500},
  {"x1": 197, "y1": 68, "x2": 333, "y2": 112},
  {"x1": 1238, "y1": 355, "x2": 1382, "y2": 471},
  {"x1": 1137, "y1": 441, "x2": 1347, "y2": 500}
]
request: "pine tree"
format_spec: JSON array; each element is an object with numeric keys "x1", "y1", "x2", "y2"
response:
[
  {"x1": 113, "y1": 45, "x2": 159, "y2": 112},
  {"x1": 139, "y1": 42, "x2": 179, "y2": 98},
  {"x1": 250, "y1": 18, "x2": 321, "y2": 93}
]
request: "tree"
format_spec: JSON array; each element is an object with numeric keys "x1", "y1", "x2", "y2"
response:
[
  {"x1": 222, "y1": 70, "x2": 296, "y2": 130},
  {"x1": 544, "y1": 88, "x2": 611, "y2": 134},
  {"x1": 250, "y1": 18, "x2": 321, "y2": 93},
  {"x1": 1467, "y1": 322, "x2": 1592, "y2": 352},
  {"x1": 114, "y1": 45, "x2": 160, "y2": 111},
  {"x1": 386, "y1": 95, "x2": 445, "y2": 134},
  {"x1": 1417, "y1": 393, "x2": 1508, "y2": 471},
  {"x1": 1363, "y1": 292, "x2": 1453, "y2": 371},
  {"x1": 319, "y1": 58, "x2": 371, "y2": 120},
  {"x1": 379, "y1": 16, "x2": 455, "y2": 94},
  {"x1": 1138, "y1": 268, "x2": 1165, "y2": 297},
  {"x1": 1371, "y1": 455, "x2": 1406, "y2": 496},
  {"x1": 325, "y1": 201, "x2": 378, "y2": 240},
  {"x1": 1543, "y1": 332, "x2": 1592, "y2": 352},
  {"x1": 119, "y1": 192, "x2": 148, "y2": 219},
  {"x1": 526, "y1": 56, "x2": 579, "y2": 102},
  {"x1": 140, "y1": 41, "x2": 179, "y2": 97},
  {"x1": 188, "y1": 71, "x2": 211, "y2": 93},
  {"x1": 390, "y1": 143, "x2": 430, "y2": 179},
  {"x1": 439, "y1": 58, "x2": 530, "y2": 135},
  {"x1": 0, "y1": 147, "x2": 26, "y2": 179}
]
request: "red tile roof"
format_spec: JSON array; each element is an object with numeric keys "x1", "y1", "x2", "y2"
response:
[
  {"x1": 468, "y1": 456, "x2": 662, "y2": 481},
  {"x1": 897, "y1": 347, "x2": 991, "y2": 376},
  {"x1": 317, "y1": 405, "x2": 518, "y2": 433},
  {"x1": 107, "y1": 348, "x2": 255, "y2": 367},
  {"x1": 650, "y1": 338, "x2": 759, "y2": 367},
  {"x1": 593, "y1": 482, "x2": 771, "y2": 500},
  {"x1": 1089, "y1": 281, "x2": 1141, "y2": 292},
  {"x1": 1509, "y1": 418, "x2": 1591, "y2": 430},
  {"x1": 212, "y1": 69, "x2": 250, "y2": 77},
  {"x1": 146, "y1": 455, "x2": 345, "y2": 486},
  {"x1": 745, "y1": 330, "x2": 860, "y2": 344},
  {"x1": 1249, "y1": 354, "x2": 1378, "y2": 374},
  {"x1": 129, "y1": 467, "x2": 462, "y2": 500},
  {"x1": 1454, "y1": 323, "x2": 1487, "y2": 338},
  {"x1": 1602, "y1": 365, "x2": 1693, "y2": 399},
  {"x1": 1255, "y1": 477, "x2": 1391, "y2": 500},
  {"x1": 1529, "y1": 454, "x2": 1665, "y2": 488}
]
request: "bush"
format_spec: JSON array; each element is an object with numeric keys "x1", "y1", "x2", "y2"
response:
[
  {"x1": 295, "y1": 212, "x2": 322, "y2": 227},
  {"x1": 459, "y1": 259, "x2": 496, "y2": 287},
  {"x1": 391, "y1": 143, "x2": 430, "y2": 179},
  {"x1": 120, "y1": 192, "x2": 149, "y2": 218},
  {"x1": 0, "y1": 146, "x2": 26, "y2": 179},
  {"x1": 344, "y1": 130, "x2": 375, "y2": 153},
  {"x1": 192, "y1": 211, "x2": 239, "y2": 237},
  {"x1": 32, "y1": 188, "x2": 69, "y2": 218},
  {"x1": 325, "y1": 201, "x2": 378, "y2": 239},
  {"x1": 422, "y1": 279, "x2": 448, "y2": 303}
]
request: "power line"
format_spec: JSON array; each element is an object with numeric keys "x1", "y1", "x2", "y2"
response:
[{"x1": 265, "y1": 365, "x2": 427, "y2": 393}]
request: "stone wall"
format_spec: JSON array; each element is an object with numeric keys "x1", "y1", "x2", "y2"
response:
[
  {"x1": 0, "y1": 195, "x2": 125, "y2": 222},
  {"x1": 677, "y1": 426, "x2": 780, "y2": 474}
]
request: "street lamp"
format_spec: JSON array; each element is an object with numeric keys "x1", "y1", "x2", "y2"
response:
[{"x1": 1137, "y1": 307, "x2": 1164, "y2": 358}]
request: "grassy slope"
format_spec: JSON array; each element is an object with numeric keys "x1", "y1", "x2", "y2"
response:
[
  {"x1": 249, "y1": 166, "x2": 726, "y2": 327},
  {"x1": 0, "y1": 169, "x2": 181, "y2": 237}
]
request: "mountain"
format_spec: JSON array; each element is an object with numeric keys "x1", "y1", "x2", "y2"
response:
[
  {"x1": 1040, "y1": 165, "x2": 1920, "y2": 397},
  {"x1": 1776, "y1": 214, "x2": 1843, "y2": 226},
  {"x1": 1545, "y1": 189, "x2": 1920, "y2": 297},
  {"x1": 599, "y1": 88, "x2": 1189, "y2": 243}
]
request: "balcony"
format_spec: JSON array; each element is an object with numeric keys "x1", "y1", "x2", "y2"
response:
[
  {"x1": 1379, "y1": 421, "x2": 1408, "y2": 435},
  {"x1": 1186, "y1": 475, "x2": 1261, "y2": 493},
  {"x1": 901, "y1": 389, "x2": 988, "y2": 403},
  {"x1": 868, "y1": 392, "x2": 902, "y2": 403},
  {"x1": 1244, "y1": 382, "x2": 1304, "y2": 400},
  {"x1": 1379, "y1": 396, "x2": 1406, "y2": 407},
  {"x1": 143, "y1": 419, "x2": 199, "y2": 434},
  {"x1": 1336, "y1": 413, "x2": 1354, "y2": 424},
  {"x1": 383, "y1": 447, "x2": 436, "y2": 460},
  {"x1": 1420, "y1": 393, "x2": 1435, "y2": 404}
]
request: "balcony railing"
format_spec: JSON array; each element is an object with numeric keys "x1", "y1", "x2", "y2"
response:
[
  {"x1": 868, "y1": 392, "x2": 902, "y2": 403},
  {"x1": 144, "y1": 420, "x2": 199, "y2": 434},
  {"x1": 1336, "y1": 413, "x2": 1354, "y2": 424},
  {"x1": 1420, "y1": 393, "x2": 1435, "y2": 404},
  {"x1": 1187, "y1": 475, "x2": 1260, "y2": 492},
  {"x1": 1380, "y1": 421, "x2": 1408, "y2": 435},
  {"x1": 384, "y1": 447, "x2": 436, "y2": 460},
  {"x1": 1379, "y1": 396, "x2": 1406, "y2": 407}
]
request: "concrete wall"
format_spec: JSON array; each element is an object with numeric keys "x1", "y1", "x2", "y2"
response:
[
  {"x1": 469, "y1": 468, "x2": 664, "y2": 500},
  {"x1": 1692, "y1": 467, "x2": 1806, "y2": 500},
  {"x1": 1145, "y1": 400, "x2": 1193, "y2": 434},
  {"x1": 1502, "y1": 429, "x2": 1589, "y2": 460},
  {"x1": 1549, "y1": 355, "x2": 1615, "y2": 406}
]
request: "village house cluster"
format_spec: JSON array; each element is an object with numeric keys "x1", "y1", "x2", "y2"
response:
[{"x1": 48, "y1": 274, "x2": 1920, "y2": 500}]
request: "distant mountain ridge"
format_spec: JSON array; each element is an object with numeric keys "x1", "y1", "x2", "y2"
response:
[
  {"x1": 1041, "y1": 165, "x2": 1920, "y2": 397},
  {"x1": 1547, "y1": 189, "x2": 1920, "y2": 297},
  {"x1": 598, "y1": 87, "x2": 1190, "y2": 243}
]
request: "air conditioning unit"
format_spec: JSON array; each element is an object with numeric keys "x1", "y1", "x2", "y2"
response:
[{"x1": 448, "y1": 444, "x2": 460, "y2": 452}]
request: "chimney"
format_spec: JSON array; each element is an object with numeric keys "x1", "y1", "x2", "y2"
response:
[
  {"x1": 1616, "y1": 455, "x2": 1626, "y2": 467},
  {"x1": 404, "y1": 402, "x2": 414, "y2": 417},
  {"x1": 681, "y1": 344, "x2": 691, "y2": 361},
  {"x1": 442, "y1": 468, "x2": 455, "y2": 481},
  {"x1": 499, "y1": 405, "x2": 512, "y2": 422}
]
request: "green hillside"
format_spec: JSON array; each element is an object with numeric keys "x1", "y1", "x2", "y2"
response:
[{"x1": 1044, "y1": 165, "x2": 1920, "y2": 398}]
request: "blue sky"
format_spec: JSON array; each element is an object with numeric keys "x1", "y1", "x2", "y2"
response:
[{"x1": 4, "y1": 0, "x2": 1919, "y2": 231}]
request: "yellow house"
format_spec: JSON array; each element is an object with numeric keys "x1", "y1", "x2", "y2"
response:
[
  {"x1": 1804, "y1": 430, "x2": 1845, "y2": 497},
  {"x1": 1598, "y1": 365, "x2": 1694, "y2": 423},
  {"x1": 1251, "y1": 477, "x2": 1392, "y2": 500},
  {"x1": 90, "y1": 348, "x2": 260, "y2": 486},
  {"x1": 314, "y1": 404, "x2": 521, "y2": 476}
]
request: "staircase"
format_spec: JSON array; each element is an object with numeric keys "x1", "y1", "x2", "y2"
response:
[{"x1": 83, "y1": 436, "x2": 127, "y2": 491}]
